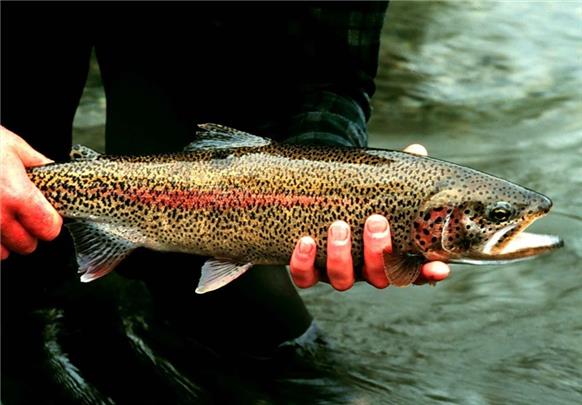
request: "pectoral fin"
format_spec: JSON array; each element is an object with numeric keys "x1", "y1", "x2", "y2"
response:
[
  {"x1": 65, "y1": 221, "x2": 137, "y2": 282},
  {"x1": 195, "y1": 259, "x2": 253, "y2": 294},
  {"x1": 383, "y1": 253, "x2": 423, "y2": 287}
]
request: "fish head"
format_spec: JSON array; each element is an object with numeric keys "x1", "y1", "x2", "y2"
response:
[{"x1": 413, "y1": 174, "x2": 563, "y2": 264}]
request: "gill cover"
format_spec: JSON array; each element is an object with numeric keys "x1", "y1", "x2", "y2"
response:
[{"x1": 412, "y1": 189, "x2": 457, "y2": 260}]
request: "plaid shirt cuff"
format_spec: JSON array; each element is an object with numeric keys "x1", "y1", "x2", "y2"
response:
[{"x1": 282, "y1": 90, "x2": 369, "y2": 147}]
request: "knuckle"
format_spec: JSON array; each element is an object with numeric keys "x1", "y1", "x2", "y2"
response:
[
  {"x1": 327, "y1": 265, "x2": 353, "y2": 285},
  {"x1": 326, "y1": 249, "x2": 344, "y2": 262},
  {"x1": 42, "y1": 223, "x2": 62, "y2": 241},
  {"x1": 2, "y1": 183, "x2": 34, "y2": 209},
  {"x1": 0, "y1": 220, "x2": 16, "y2": 242},
  {"x1": 290, "y1": 261, "x2": 309, "y2": 276},
  {"x1": 290, "y1": 266, "x2": 317, "y2": 288},
  {"x1": 19, "y1": 239, "x2": 38, "y2": 255},
  {"x1": 1, "y1": 186, "x2": 19, "y2": 206},
  {"x1": 327, "y1": 241, "x2": 351, "y2": 261},
  {"x1": 364, "y1": 250, "x2": 384, "y2": 268},
  {"x1": 364, "y1": 234, "x2": 391, "y2": 255},
  {"x1": 291, "y1": 253, "x2": 314, "y2": 274},
  {"x1": 326, "y1": 253, "x2": 351, "y2": 275},
  {"x1": 38, "y1": 215, "x2": 62, "y2": 241}
]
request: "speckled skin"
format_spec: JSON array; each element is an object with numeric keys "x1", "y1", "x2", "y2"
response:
[{"x1": 27, "y1": 144, "x2": 553, "y2": 272}]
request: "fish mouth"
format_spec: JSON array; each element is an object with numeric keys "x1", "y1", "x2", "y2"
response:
[{"x1": 481, "y1": 216, "x2": 563, "y2": 261}]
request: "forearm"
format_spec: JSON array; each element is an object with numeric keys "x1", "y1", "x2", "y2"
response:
[{"x1": 277, "y1": 2, "x2": 388, "y2": 147}]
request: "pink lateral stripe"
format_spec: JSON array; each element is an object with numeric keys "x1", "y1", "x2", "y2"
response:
[{"x1": 122, "y1": 187, "x2": 345, "y2": 210}]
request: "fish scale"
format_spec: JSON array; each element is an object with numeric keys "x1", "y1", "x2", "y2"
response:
[{"x1": 27, "y1": 124, "x2": 562, "y2": 292}]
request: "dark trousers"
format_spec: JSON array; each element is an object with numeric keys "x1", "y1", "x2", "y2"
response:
[{"x1": 2, "y1": 3, "x2": 313, "y2": 403}]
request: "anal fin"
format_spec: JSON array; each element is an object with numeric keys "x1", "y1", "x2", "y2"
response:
[
  {"x1": 383, "y1": 253, "x2": 423, "y2": 287},
  {"x1": 195, "y1": 259, "x2": 253, "y2": 294},
  {"x1": 65, "y1": 221, "x2": 137, "y2": 282}
]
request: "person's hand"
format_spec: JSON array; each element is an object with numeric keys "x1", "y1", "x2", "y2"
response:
[
  {"x1": 0, "y1": 126, "x2": 62, "y2": 260},
  {"x1": 289, "y1": 143, "x2": 451, "y2": 290}
]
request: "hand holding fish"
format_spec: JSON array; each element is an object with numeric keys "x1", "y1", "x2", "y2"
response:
[
  {"x1": 289, "y1": 144, "x2": 451, "y2": 291},
  {"x1": 0, "y1": 126, "x2": 62, "y2": 260},
  {"x1": 290, "y1": 216, "x2": 450, "y2": 290}
]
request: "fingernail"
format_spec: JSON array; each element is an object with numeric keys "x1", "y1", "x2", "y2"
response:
[
  {"x1": 403, "y1": 144, "x2": 428, "y2": 156},
  {"x1": 331, "y1": 224, "x2": 349, "y2": 241},
  {"x1": 299, "y1": 238, "x2": 314, "y2": 254},
  {"x1": 367, "y1": 217, "x2": 388, "y2": 234}
]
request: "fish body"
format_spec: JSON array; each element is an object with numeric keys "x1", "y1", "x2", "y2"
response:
[{"x1": 27, "y1": 124, "x2": 563, "y2": 292}]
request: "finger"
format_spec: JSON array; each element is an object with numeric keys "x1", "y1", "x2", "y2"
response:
[
  {"x1": 289, "y1": 236, "x2": 319, "y2": 288},
  {"x1": 326, "y1": 221, "x2": 354, "y2": 291},
  {"x1": 403, "y1": 144, "x2": 428, "y2": 157},
  {"x1": 15, "y1": 188, "x2": 62, "y2": 241},
  {"x1": 1, "y1": 216, "x2": 38, "y2": 255},
  {"x1": 1, "y1": 126, "x2": 53, "y2": 166},
  {"x1": 17, "y1": 142, "x2": 53, "y2": 167},
  {"x1": 1, "y1": 244, "x2": 9, "y2": 260},
  {"x1": 415, "y1": 261, "x2": 450, "y2": 285},
  {"x1": 422, "y1": 261, "x2": 450, "y2": 281},
  {"x1": 362, "y1": 215, "x2": 391, "y2": 289}
]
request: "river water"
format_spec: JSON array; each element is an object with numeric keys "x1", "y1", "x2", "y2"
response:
[{"x1": 70, "y1": 1, "x2": 582, "y2": 404}]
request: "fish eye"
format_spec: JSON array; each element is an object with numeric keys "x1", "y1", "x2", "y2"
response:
[{"x1": 487, "y1": 201, "x2": 514, "y2": 223}]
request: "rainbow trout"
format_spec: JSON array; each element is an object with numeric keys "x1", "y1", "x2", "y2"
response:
[{"x1": 27, "y1": 124, "x2": 563, "y2": 293}]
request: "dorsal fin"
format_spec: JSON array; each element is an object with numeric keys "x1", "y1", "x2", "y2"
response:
[
  {"x1": 185, "y1": 123, "x2": 271, "y2": 151},
  {"x1": 70, "y1": 145, "x2": 102, "y2": 160}
]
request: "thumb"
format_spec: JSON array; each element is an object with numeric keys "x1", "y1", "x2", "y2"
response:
[
  {"x1": 1, "y1": 125, "x2": 53, "y2": 167},
  {"x1": 17, "y1": 141, "x2": 53, "y2": 167}
]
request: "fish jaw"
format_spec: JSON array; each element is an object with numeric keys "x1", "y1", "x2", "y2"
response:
[
  {"x1": 498, "y1": 231, "x2": 563, "y2": 258},
  {"x1": 482, "y1": 214, "x2": 563, "y2": 260},
  {"x1": 449, "y1": 215, "x2": 563, "y2": 264}
]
